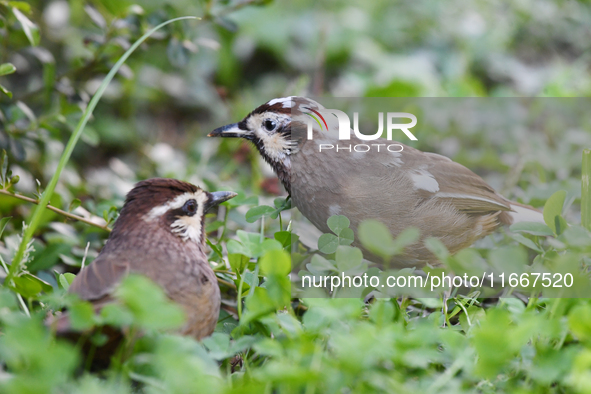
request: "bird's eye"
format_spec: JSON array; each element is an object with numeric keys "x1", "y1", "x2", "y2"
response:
[
  {"x1": 182, "y1": 199, "x2": 198, "y2": 216},
  {"x1": 263, "y1": 119, "x2": 277, "y2": 131}
]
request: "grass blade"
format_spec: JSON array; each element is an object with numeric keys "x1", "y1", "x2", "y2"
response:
[
  {"x1": 583, "y1": 149, "x2": 591, "y2": 231},
  {"x1": 7, "y1": 16, "x2": 199, "y2": 282}
]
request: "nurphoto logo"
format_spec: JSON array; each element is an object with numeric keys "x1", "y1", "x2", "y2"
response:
[{"x1": 303, "y1": 107, "x2": 418, "y2": 153}]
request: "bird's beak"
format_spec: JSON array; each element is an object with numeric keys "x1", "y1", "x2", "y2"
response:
[
  {"x1": 206, "y1": 191, "x2": 238, "y2": 211},
  {"x1": 208, "y1": 123, "x2": 249, "y2": 139}
]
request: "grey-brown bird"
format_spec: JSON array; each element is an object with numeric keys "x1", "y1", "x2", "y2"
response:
[
  {"x1": 209, "y1": 96, "x2": 543, "y2": 267},
  {"x1": 54, "y1": 178, "x2": 236, "y2": 345}
]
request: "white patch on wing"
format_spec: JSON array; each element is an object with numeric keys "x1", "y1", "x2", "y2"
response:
[
  {"x1": 328, "y1": 204, "x2": 341, "y2": 216},
  {"x1": 509, "y1": 205, "x2": 545, "y2": 224},
  {"x1": 410, "y1": 169, "x2": 439, "y2": 192},
  {"x1": 435, "y1": 192, "x2": 509, "y2": 209},
  {"x1": 145, "y1": 191, "x2": 209, "y2": 243}
]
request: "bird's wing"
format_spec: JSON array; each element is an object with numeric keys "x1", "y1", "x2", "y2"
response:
[
  {"x1": 407, "y1": 149, "x2": 512, "y2": 214},
  {"x1": 68, "y1": 252, "x2": 130, "y2": 302}
]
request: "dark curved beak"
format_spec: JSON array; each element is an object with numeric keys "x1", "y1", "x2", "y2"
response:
[
  {"x1": 208, "y1": 123, "x2": 249, "y2": 139},
  {"x1": 206, "y1": 191, "x2": 237, "y2": 211}
]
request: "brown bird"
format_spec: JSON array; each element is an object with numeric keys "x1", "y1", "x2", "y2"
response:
[
  {"x1": 53, "y1": 178, "x2": 236, "y2": 351},
  {"x1": 209, "y1": 97, "x2": 543, "y2": 267}
]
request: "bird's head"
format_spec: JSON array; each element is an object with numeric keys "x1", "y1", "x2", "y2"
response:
[
  {"x1": 112, "y1": 178, "x2": 236, "y2": 245},
  {"x1": 208, "y1": 96, "x2": 323, "y2": 193}
]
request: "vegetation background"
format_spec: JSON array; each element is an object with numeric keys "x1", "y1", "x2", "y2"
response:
[{"x1": 0, "y1": 0, "x2": 591, "y2": 392}]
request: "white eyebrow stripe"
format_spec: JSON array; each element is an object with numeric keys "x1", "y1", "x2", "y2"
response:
[
  {"x1": 434, "y1": 192, "x2": 510, "y2": 209},
  {"x1": 268, "y1": 97, "x2": 296, "y2": 108},
  {"x1": 146, "y1": 191, "x2": 208, "y2": 220}
]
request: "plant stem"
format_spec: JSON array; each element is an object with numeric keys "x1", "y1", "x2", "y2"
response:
[
  {"x1": 237, "y1": 268, "x2": 246, "y2": 320},
  {"x1": 7, "y1": 16, "x2": 199, "y2": 283},
  {"x1": 582, "y1": 149, "x2": 591, "y2": 230},
  {"x1": 0, "y1": 254, "x2": 29, "y2": 316},
  {"x1": 0, "y1": 189, "x2": 110, "y2": 232}
]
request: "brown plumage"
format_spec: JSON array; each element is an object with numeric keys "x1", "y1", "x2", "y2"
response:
[
  {"x1": 50, "y1": 178, "x2": 236, "y2": 364},
  {"x1": 209, "y1": 97, "x2": 543, "y2": 266}
]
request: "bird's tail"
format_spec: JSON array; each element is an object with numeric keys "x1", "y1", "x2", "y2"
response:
[{"x1": 501, "y1": 201, "x2": 545, "y2": 225}]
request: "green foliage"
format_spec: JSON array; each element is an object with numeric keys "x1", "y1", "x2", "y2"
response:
[
  {"x1": 358, "y1": 219, "x2": 420, "y2": 260},
  {"x1": 317, "y1": 215, "x2": 354, "y2": 254},
  {"x1": 544, "y1": 190, "x2": 568, "y2": 235},
  {"x1": 0, "y1": 0, "x2": 590, "y2": 393}
]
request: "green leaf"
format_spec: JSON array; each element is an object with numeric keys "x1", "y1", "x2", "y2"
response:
[
  {"x1": 318, "y1": 233, "x2": 339, "y2": 254},
  {"x1": 392, "y1": 227, "x2": 421, "y2": 252},
  {"x1": 68, "y1": 198, "x2": 81, "y2": 212},
  {"x1": 335, "y1": 245, "x2": 363, "y2": 271},
  {"x1": 58, "y1": 272, "x2": 76, "y2": 290},
  {"x1": 339, "y1": 228, "x2": 354, "y2": 244},
  {"x1": 100, "y1": 303, "x2": 134, "y2": 327},
  {"x1": 507, "y1": 232, "x2": 543, "y2": 253},
  {"x1": 245, "y1": 205, "x2": 275, "y2": 223},
  {"x1": 0, "y1": 83, "x2": 12, "y2": 99},
  {"x1": 205, "y1": 220, "x2": 224, "y2": 233},
  {"x1": 202, "y1": 332, "x2": 232, "y2": 360},
  {"x1": 424, "y1": 237, "x2": 450, "y2": 260},
  {"x1": 270, "y1": 197, "x2": 292, "y2": 219},
  {"x1": 358, "y1": 219, "x2": 394, "y2": 257},
  {"x1": 69, "y1": 301, "x2": 95, "y2": 331},
  {"x1": 7, "y1": 2, "x2": 31, "y2": 13},
  {"x1": 254, "y1": 338, "x2": 284, "y2": 357},
  {"x1": 0, "y1": 217, "x2": 11, "y2": 239},
  {"x1": 543, "y1": 190, "x2": 567, "y2": 235},
  {"x1": 509, "y1": 221, "x2": 554, "y2": 236},
  {"x1": 274, "y1": 231, "x2": 292, "y2": 248},
  {"x1": 228, "y1": 253, "x2": 249, "y2": 274},
  {"x1": 11, "y1": 273, "x2": 52, "y2": 298},
  {"x1": 12, "y1": 8, "x2": 39, "y2": 46},
  {"x1": 0, "y1": 63, "x2": 16, "y2": 98},
  {"x1": 369, "y1": 300, "x2": 395, "y2": 326},
  {"x1": 260, "y1": 249, "x2": 291, "y2": 277},
  {"x1": 241, "y1": 287, "x2": 276, "y2": 325},
  {"x1": 327, "y1": 215, "x2": 350, "y2": 236},
  {"x1": 227, "y1": 230, "x2": 266, "y2": 258},
  {"x1": 0, "y1": 63, "x2": 16, "y2": 76},
  {"x1": 318, "y1": 226, "x2": 354, "y2": 254},
  {"x1": 306, "y1": 254, "x2": 336, "y2": 274},
  {"x1": 568, "y1": 304, "x2": 591, "y2": 343},
  {"x1": 225, "y1": 192, "x2": 257, "y2": 207},
  {"x1": 488, "y1": 245, "x2": 527, "y2": 274},
  {"x1": 261, "y1": 239, "x2": 283, "y2": 253},
  {"x1": 359, "y1": 220, "x2": 419, "y2": 259},
  {"x1": 273, "y1": 196, "x2": 291, "y2": 210},
  {"x1": 103, "y1": 205, "x2": 119, "y2": 224},
  {"x1": 115, "y1": 274, "x2": 185, "y2": 331}
]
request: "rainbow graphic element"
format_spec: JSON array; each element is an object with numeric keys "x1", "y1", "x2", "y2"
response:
[{"x1": 303, "y1": 107, "x2": 328, "y2": 131}]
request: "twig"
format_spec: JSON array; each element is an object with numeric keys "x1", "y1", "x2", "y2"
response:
[
  {"x1": 81, "y1": 241, "x2": 90, "y2": 270},
  {"x1": 0, "y1": 189, "x2": 111, "y2": 232},
  {"x1": 217, "y1": 276, "x2": 237, "y2": 289}
]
